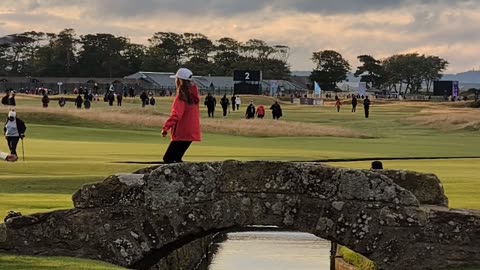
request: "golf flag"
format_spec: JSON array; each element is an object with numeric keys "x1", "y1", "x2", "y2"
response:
[{"x1": 314, "y1": 82, "x2": 322, "y2": 97}]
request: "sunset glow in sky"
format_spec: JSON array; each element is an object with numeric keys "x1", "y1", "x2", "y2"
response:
[{"x1": 1, "y1": 0, "x2": 479, "y2": 72}]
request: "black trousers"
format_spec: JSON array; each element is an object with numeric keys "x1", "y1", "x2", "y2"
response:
[
  {"x1": 352, "y1": 105, "x2": 357, "y2": 112},
  {"x1": 364, "y1": 107, "x2": 370, "y2": 118},
  {"x1": 208, "y1": 107, "x2": 215, "y2": 118},
  {"x1": 163, "y1": 141, "x2": 192, "y2": 164},
  {"x1": 222, "y1": 106, "x2": 228, "y2": 117},
  {"x1": 6, "y1": 136, "x2": 20, "y2": 155}
]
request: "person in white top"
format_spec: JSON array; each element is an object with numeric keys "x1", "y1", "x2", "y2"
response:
[
  {"x1": 4, "y1": 110, "x2": 26, "y2": 157},
  {"x1": 236, "y1": 96, "x2": 241, "y2": 111}
]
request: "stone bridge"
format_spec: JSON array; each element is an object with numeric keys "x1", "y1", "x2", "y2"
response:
[{"x1": 0, "y1": 161, "x2": 479, "y2": 270}]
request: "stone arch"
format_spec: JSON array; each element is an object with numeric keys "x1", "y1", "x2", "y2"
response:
[{"x1": 1, "y1": 161, "x2": 479, "y2": 270}]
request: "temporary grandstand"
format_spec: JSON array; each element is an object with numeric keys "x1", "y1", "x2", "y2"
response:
[
  {"x1": 125, "y1": 71, "x2": 307, "y2": 95},
  {"x1": 0, "y1": 76, "x2": 138, "y2": 94}
]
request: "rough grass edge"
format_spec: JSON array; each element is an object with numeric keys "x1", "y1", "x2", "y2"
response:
[{"x1": 338, "y1": 246, "x2": 377, "y2": 270}]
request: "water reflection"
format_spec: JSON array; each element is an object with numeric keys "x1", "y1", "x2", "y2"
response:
[{"x1": 208, "y1": 231, "x2": 331, "y2": 270}]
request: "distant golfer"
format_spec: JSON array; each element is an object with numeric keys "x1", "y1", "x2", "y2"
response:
[
  {"x1": 4, "y1": 110, "x2": 26, "y2": 157},
  {"x1": 364, "y1": 96, "x2": 371, "y2": 118},
  {"x1": 161, "y1": 68, "x2": 201, "y2": 164}
]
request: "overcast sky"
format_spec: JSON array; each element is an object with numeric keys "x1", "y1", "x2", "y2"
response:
[{"x1": 1, "y1": 0, "x2": 479, "y2": 73}]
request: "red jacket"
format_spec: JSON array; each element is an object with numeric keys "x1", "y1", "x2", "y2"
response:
[
  {"x1": 256, "y1": 105, "x2": 265, "y2": 116},
  {"x1": 162, "y1": 84, "x2": 201, "y2": 142}
]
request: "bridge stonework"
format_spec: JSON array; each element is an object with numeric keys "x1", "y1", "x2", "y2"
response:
[{"x1": 0, "y1": 161, "x2": 479, "y2": 270}]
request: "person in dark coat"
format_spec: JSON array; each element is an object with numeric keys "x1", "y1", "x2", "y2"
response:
[
  {"x1": 84, "y1": 99, "x2": 91, "y2": 110},
  {"x1": 107, "y1": 91, "x2": 115, "y2": 106},
  {"x1": 204, "y1": 93, "x2": 216, "y2": 118},
  {"x1": 220, "y1": 94, "x2": 230, "y2": 118},
  {"x1": 352, "y1": 96, "x2": 358, "y2": 112},
  {"x1": 245, "y1": 101, "x2": 255, "y2": 119},
  {"x1": 58, "y1": 97, "x2": 66, "y2": 107},
  {"x1": 4, "y1": 110, "x2": 26, "y2": 156},
  {"x1": 231, "y1": 95, "x2": 237, "y2": 112},
  {"x1": 117, "y1": 93, "x2": 123, "y2": 106},
  {"x1": 140, "y1": 91, "x2": 148, "y2": 107},
  {"x1": 270, "y1": 101, "x2": 283, "y2": 120},
  {"x1": 75, "y1": 95, "x2": 83, "y2": 109},
  {"x1": 41, "y1": 94, "x2": 49, "y2": 108},
  {"x1": 8, "y1": 92, "x2": 16, "y2": 106},
  {"x1": 364, "y1": 96, "x2": 371, "y2": 119},
  {"x1": 1, "y1": 93, "x2": 9, "y2": 105}
]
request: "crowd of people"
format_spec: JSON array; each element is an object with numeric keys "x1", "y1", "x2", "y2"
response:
[
  {"x1": 333, "y1": 94, "x2": 371, "y2": 118},
  {"x1": 203, "y1": 94, "x2": 283, "y2": 120},
  {"x1": 1, "y1": 67, "x2": 380, "y2": 164}
]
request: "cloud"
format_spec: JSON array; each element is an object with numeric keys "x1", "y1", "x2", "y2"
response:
[{"x1": 0, "y1": 0, "x2": 479, "y2": 72}]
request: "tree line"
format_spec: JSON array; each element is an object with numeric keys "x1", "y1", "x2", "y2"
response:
[
  {"x1": 310, "y1": 50, "x2": 449, "y2": 93},
  {"x1": 0, "y1": 28, "x2": 449, "y2": 93},
  {"x1": 0, "y1": 29, "x2": 291, "y2": 79}
]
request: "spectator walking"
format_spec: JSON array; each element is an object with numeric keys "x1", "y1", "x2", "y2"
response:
[
  {"x1": 140, "y1": 91, "x2": 149, "y2": 107},
  {"x1": 236, "y1": 96, "x2": 241, "y2": 111},
  {"x1": 117, "y1": 93, "x2": 123, "y2": 106},
  {"x1": 41, "y1": 94, "x2": 50, "y2": 108},
  {"x1": 220, "y1": 94, "x2": 230, "y2": 118},
  {"x1": 1, "y1": 93, "x2": 8, "y2": 106},
  {"x1": 204, "y1": 93, "x2": 216, "y2": 118},
  {"x1": 270, "y1": 101, "x2": 283, "y2": 120},
  {"x1": 58, "y1": 97, "x2": 66, "y2": 107},
  {"x1": 75, "y1": 95, "x2": 83, "y2": 109},
  {"x1": 150, "y1": 97, "x2": 156, "y2": 106},
  {"x1": 107, "y1": 91, "x2": 115, "y2": 106},
  {"x1": 84, "y1": 99, "x2": 91, "y2": 110},
  {"x1": 4, "y1": 110, "x2": 26, "y2": 157},
  {"x1": 8, "y1": 92, "x2": 16, "y2": 106},
  {"x1": 256, "y1": 104, "x2": 265, "y2": 119},
  {"x1": 162, "y1": 68, "x2": 201, "y2": 164},
  {"x1": 364, "y1": 96, "x2": 371, "y2": 118},
  {"x1": 231, "y1": 95, "x2": 237, "y2": 111},
  {"x1": 352, "y1": 96, "x2": 358, "y2": 112},
  {"x1": 335, "y1": 99, "x2": 342, "y2": 112},
  {"x1": 245, "y1": 101, "x2": 255, "y2": 119}
]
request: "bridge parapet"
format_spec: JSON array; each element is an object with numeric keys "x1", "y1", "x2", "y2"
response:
[{"x1": 1, "y1": 161, "x2": 479, "y2": 270}]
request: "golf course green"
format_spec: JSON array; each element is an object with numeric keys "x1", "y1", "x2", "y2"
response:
[{"x1": 1, "y1": 95, "x2": 479, "y2": 269}]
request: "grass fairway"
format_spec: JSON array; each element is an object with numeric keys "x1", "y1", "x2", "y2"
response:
[{"x1": 0, "y1": 95, "x2": 479, "y2": 269}]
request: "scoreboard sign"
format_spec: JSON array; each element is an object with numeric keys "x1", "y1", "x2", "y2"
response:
[
  {"x1": 234, "y1": 82, "x2": 262, "y2": 95},
  {"x1": 233, "y1": 70, "x2": 261, "y2": 82}
]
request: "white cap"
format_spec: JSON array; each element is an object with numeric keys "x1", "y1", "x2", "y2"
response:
[
  {"x1": 170, "y1": 68, "x2": 193, "y2": 81},
  {"x1": 8, "y1": 110, "x2": 16, "y2": 118}
]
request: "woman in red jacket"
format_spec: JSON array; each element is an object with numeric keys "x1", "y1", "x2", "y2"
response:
[{"x1": 162, "y1": 68, "x2": 201, "y2": 163}]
